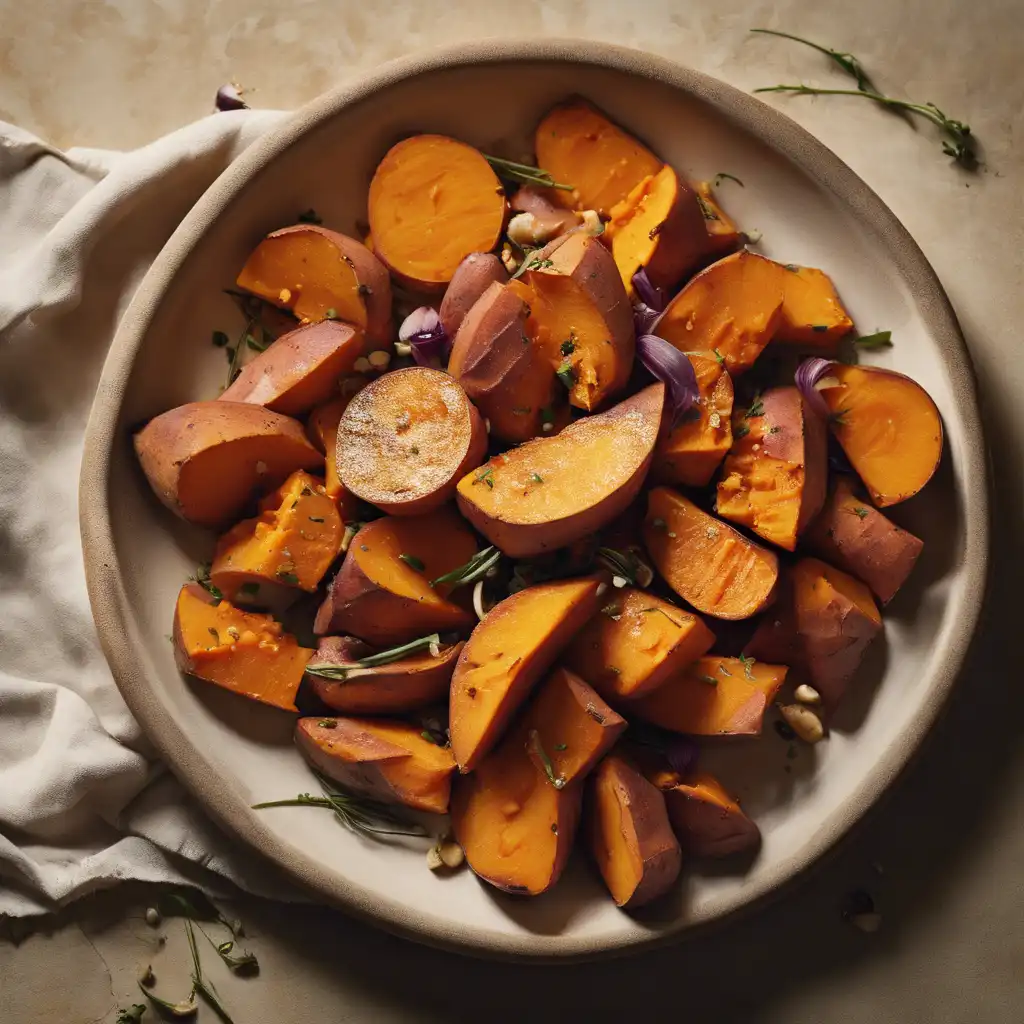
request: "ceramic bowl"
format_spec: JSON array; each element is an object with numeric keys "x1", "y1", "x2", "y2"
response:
[{"x1": 80, "y1": 40, "x2": 989, "y2": 959}]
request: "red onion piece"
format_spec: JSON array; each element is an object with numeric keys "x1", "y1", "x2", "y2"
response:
[
  {"x1": 399, "y1": 306, "x2": 450, "y2": 366},
  {"x1": 665, "y1": 735, "x2": 699, "y2": 777},
  {"x1": 636, "y1": 334, "x2": 699, "y2": 425},
  {"x1": 795, "y1": 357, "x2": 838, "y2": 419},
  {"x1": 215, "y1": 84, "x2": 249, "y2": 112},
  {"x1": 632, "y1": 267, "x2": 666, "y2": 311}
]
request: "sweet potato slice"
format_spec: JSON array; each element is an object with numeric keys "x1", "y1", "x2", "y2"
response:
[
  {"x1": 172, "y1": 583, "x2": 312, "y2": 711},
  {"x1": 295, "y1": 716, "x2": 455, "y2": 813},
  {"x1": 304, "y1": 396, "x2": 359, "y2": 517},
  {"x1": 588, "y1": 754, "x2": 682, "y2": 908},
  {"x1": 511, "y1": 231, "x2": 635, "y2": 411},
  {"x1": 534, "y1": 99, "x2": 663, "y2": 216},
  {"x1": 447, "y1": 282, "x2": 566, "y2": 444},
  {"x1": 644, "y1": 487, "x2": 779, "y2": 620},
  {"x1": 820, "y1": 363, "x2": 943, "y2": 506},
  {"x1": 629, "y1": 655, "x2": 788, "y2": 736},
  {"x1": 438, "y1": 253, "x2": 509, "y2": 338},
  {"x1": 368, "y1": 134, "x2": 507, "y2": 292},
  {"x1": 607, "y1": 165, "x2": 709, "y2": 293},
  {"x1": 657, "y1": 250, "x2": 786, "y2": 375},
  {"x1": 314, "y1": 510, "x2": 477, "y2": 644},
  {"x1": 651, "y1": 351, "x2": 734, "y2": 487},
  {"x1": 774, "y1": 264, "x2": 853, "y2": 348},
  {"x1": 211, "y1": 470, "x2": 343, "y2": 602},
  {"x1": 804, "y1": 477, "x2": 924, "y2": 604},
  {"x1": 565, "y1": 589, "x2": 716, "y2": 700},
  {"x1": 236, "y1": 225, "x2": 392, "y2": 344},
  {"x1": 449, "y1": 577, "x2": 602, "y2": 770},
  {"x1": 656, "y1": 771, "x2": 761, "y2": 858},
  {"x1": 134, "y1": 401, "x2": 323, "y2": 528},
  {"x1": 337, "y1": 367, "x2": 487, "y2": 515},
  {"x1": 693, "y1": 181, "x2": 742, "y2": 260},
  {"x1": 457, "y1": 384, "x2": 664, "y2": 558},
  {"x1": 716, "y1": 385, "x2": 828, "y2": 551},
  {"x1": 306, "y1": 636, "x2": 461, "y2": 714}
]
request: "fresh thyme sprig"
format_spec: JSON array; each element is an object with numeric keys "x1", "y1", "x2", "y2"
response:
[
  {"x1": 431, "y1": 546, "x2": 502, "y2": 589},
  {"x1": 188, "y1": 563, "x2": 222, "y2": 602},
  {"x1": 484, "y1": 154, "x2": 574, "y2": 192},
  {"x1": 751, "y1": 28, "x2": 883, "y2": 94},
  {"x1": 304, "y1": 634, "x2": 443, "y2": 680}
]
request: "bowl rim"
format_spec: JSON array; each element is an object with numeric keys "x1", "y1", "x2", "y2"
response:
[{"x1": 80, "y1": 37, "x2": 990, "y2": 960}]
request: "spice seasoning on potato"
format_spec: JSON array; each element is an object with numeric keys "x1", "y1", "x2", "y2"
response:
[
  {"x1": 692, "y1": 180, "x2": 743, "y2": 260},
  {"x1": 657, "y1": 771, "x2": 761, "y2": 858}
]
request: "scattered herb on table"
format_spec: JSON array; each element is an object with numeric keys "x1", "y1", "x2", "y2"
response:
[
  {"x1": 714, "y1": 172, "x2": 745, "y2": 188},
  {"x1": 853, "y1": 330, "x2": 893, "y2": 349}
]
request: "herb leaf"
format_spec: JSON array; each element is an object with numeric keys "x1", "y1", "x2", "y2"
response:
[
  {"x1": 484, "y1": 154, "x2": 574, "y2": 191},
  {"x1": 738, "y1": 653, "x2": 757, "y2": 680},
  {"x1": 430, "y1": 546, "x2": 501, "y2": 590},
  {"x1": 527, "y1": 729, "x2": 566, "y2": 789},
  {"x1": 398, "y1": 553, "x2": 425, "y2": 571},
  {"x1": 853, "y1": 330, "x2": 893, "y2": 349},
  {"x1": 305, "y1": 634, "x2": 443, "y2": 680},
  {"x1": 189, "y1": 563, "x2": 222, "y2": 602},
  {"x1": 713, "y1": 172, "x2": 745, "y2": 188}
]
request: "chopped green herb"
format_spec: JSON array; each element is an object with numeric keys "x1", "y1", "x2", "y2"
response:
[
  {"x1": 308, "y1": 516, "x2": 325, "y2": 523},
  {"x1": 212, "y1": 330, "x2": 229, "y2": 348},
  {"x1": 530, "y1": 472, "x2": 544, "y2": 484},
  {"x1": 540, "y1": 406, "x2": 556, "y2": 425},
  {"x1": 556, "y1": 362, "x2": 577, "y2": 390},
  {"x1": 473, "y1": 466, "x2": 495, "y2": 488},
  {"x1": 698, "y1": 674, "x2": 719, "y2": 686},
  {"x1": 305, "y1": 634, "x2": 443, "y2": 681},
  {"x1": 560, "y1": 335, "x2": 576, "y2": 356},
  {"x1": 853, "y1": 330, "x2": 893, "y2": 349},
  {"x1": 528, "y1": 729, "x2": 566, "y2": 789},
  {"x1": 713, "y1": 172, "x2": 745, "y2": 188},
  {"x1": 317, "y1": 719, "x2": 337, "y2": 728},
  {"x1": 324, "y1": 308, "x2": 339, "y2": 320},
  {"x1": 734, "y1": 423, "x2": 750, "y2": 439},
  {"x1": 297, "y1": 208, "x2": 323, "y2": 224},
  {"x1": 399, "y1": 553, "x2": 425, "y2": 571},
  {"x1": 746, "y1": 395, "x2": 765, "y2": 418},
  {"x1": 696, "y1": 194, "x2": 719, "y2": 220},
  {"x1": 713, "y1": 348, "x2": 725, "y2": 365},
  {"x1": 738, "y1": 653, "x2": 756, "y2": 680},
  {"x1": 829, "y1": 406, "x2": 850, "y2": 427},
  {"x1": 849, "y1": 506, "x2": 870, "y2": 519},
  {"x1": 276, "y1": 570, "x2": 300, "y2": 585},
  {"x1": 189, "y1": 563, "x2": 223, "y2": 602}
]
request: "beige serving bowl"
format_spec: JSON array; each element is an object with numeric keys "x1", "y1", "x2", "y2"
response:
[{"x1": 80, "y1": 40, "x2": 989, "y2": 960}]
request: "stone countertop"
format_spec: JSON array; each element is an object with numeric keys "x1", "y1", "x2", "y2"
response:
[{"x1": 1, "y1": 0, "x2": 1021, "y2": 1021}]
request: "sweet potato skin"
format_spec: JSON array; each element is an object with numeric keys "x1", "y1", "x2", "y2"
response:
[
  {"x1": 439, "y1": 253, "x2": 509, "y2": 338},
  {"x1": 657, "y1": 772, "x2": 761, "y2": 858}
]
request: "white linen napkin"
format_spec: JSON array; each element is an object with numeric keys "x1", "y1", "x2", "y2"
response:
[{"x1": 0, "y1": 110, "x2": 307, "y2": 916}]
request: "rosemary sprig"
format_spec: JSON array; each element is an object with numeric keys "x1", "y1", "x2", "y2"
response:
[
  {"x1": 430, "y1": 546, "x2": 501, "y2": 589},
  {"x1": 750, "y1": 28, "x2": 883, "y2": 94},
  {"x1": 305, "y1": 634, "x2": 442, "y2": 680},
  {"x1": 527, "y1": 729, "x2": 566, "y2": 789},
  {"x1": 484, "y1": 154, "x2": 574, "y2": 192}
]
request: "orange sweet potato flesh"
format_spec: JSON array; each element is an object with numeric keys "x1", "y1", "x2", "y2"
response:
[
  {"x1": 657, "y1": 250, "x2": 786, "y2": 375},
  {"x1": 210, "y1": 471, "x2": 342, "y2": 602},
  {"x1": 652, "y1": 351, "x2": 734, "y2": 487},
  {"x1": 804, "y1": 476, "x2": 924, "y2": 604},
  {"x1": 521, "y1": 667, "x2": 626, "y2": 785},
  {"x1": 534, "y1": 99, "x2": 663, "y2": 216},
  {"x1": 716, "y1": 385, "x2": 828, "y2": 551},
  {"x1": 565, "y1": 588, "x2": 716, "y2": 700},
  {"x1": 451, "y1": 723, "x2": 582, "y2": 895},
  {"x1": 307, "y1": 636, "x2": 461, "y2": 714},
  {"x1": 658, "y1": 771, "x2": 761, "y2": 858},
  {"x1": 172, "y1": 583, "x2": 312, "y2": 711},
  {"x1": 587, "y1": 754, "x2": 682, "y2": 908},
  {"x1": 304, "y1": 396, "x2": 360, "y2": 518},
  {"x1": 457, "y1": 384, "x2": 664, "y2": 558},
  {"x1": 644, "y1": 487, "x2": 779, "y2": 620},
  {"x1": 295, "y1": 716, "x2": 455, "y2": 813},
  {"x1": 774, "y1": 264, "x2": 853, "y2": 348},
  {"x1": 236, "y1": 225, "x2": 392, "y2": 344},
  {"x1": 820, "y1": 363, "x2": 943, "y2": 507},
  {"x1": 337, "y1": 367, "x2": 487, "y2": 515},
  {"x1": 134, "y1": 401, "x2": 323, "y2": 528},
  {"x1": 314, "y1": 510, "x2": 477, "y2": 644},
  {"x1": 220, "y1": 320, "x2": 364, "y2": 417},
  {"x1": 368, "y1": 134, "x2": 507, "y2": 292},
  {"x1": 693, "y1": 181, "x2": 742, "y2": 260},
  {"x1": 449, "y1": 577, "x2": 602, "y2": 771},
  {"x1": 607, "y1": 165, "x2": 709, "y2": 293},
  {"x1": 629, "y1": 655, "x2": 788, "y2": 736}
]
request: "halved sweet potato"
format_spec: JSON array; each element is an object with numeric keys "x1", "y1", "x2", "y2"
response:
[
  {"x1": 564, "y1": 588, "x2": 716, "y2": 700},
  {"x1": 716, "y1": 385, "x2": 828, "y2": 551},
  {"x1": 657, "y1": 771, "x2": 761, "y2": 858},
  {"x1": 304, "y1": 396, "x2": 359, "y2": 518},
  {"x1": 337, "y1": 367, "x2": 487, "y2": 515},
  {"x1": 220, "y1": 320, "x2": 363, "y2": 416},
  {"x1": 657, "y1": 250, "x2": 786, "y2": 375},
  {"x1": 439, "y1": 253, "x2": 509, "y2": 337},
  {"x1": 172, "y1": 583, "x2": 312, "y2": 711},
  {"x1": 607, "y1": 165, "x2": 709, "y2": 293},
  {"x1": 447, "y1": 282, "x2": 566, "y2": 443},
  {"x1": 313, "y1": 510, "x2": 477, "y2": 644},
  {"x1": 644, "y1": 487, "x2": 779, "y2": 620},
  {"x1": 295, "y1": 716, "x2": 455, "y2": 813},
  {"x1": 804, "y1": 477, "x2": 924, "y2": 604},
  {"x1": 774, "y1": 264, "x2": 853, "y2": 348},
  {"x1": 236, "y1": 224, "x2": 392, "y2": 344},
  {"x1": 457, "y1": 384, "x2": 664, "y2": 558},
  {"x1": 306, "y1": 636, "x2": 462, "y2": 714},
  {"x1": 587, "y1": 754, "x2": 682, "y2": 908},
  {"x1": 368, "y1": 134, "x2": 507, "y2": 291},
  {"x1": 511, "y1": 231, "x2": 635, "y2": 411},
  {"x1": 651, "y1": 351, "x2": 734, "y2": 487},
  {"x1": 819, "y1": 363, "x2": 943, "y2": 506},
  {"x1": 629, "y1": 655, "x2": 788, "y2": 736},
  {"x1": 534, "y1": 99, "x2": 663, "y2": 215},
  {"x1": 449, "y1": 577, "x2": 602, "y2": 771},
  {"x1": 134, "y1": 401, "x2": 323, "y2": 528},
  {"x1": 211, "y1": 470, "x2": 343, "y2": 602},
  {"x1": 693, "y1": 181, "x2": 742, "y2": 260}
]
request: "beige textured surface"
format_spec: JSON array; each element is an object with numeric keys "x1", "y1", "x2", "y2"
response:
[{"x1": 2, "y1": 0, "x2": 1021, "y2": 1020}]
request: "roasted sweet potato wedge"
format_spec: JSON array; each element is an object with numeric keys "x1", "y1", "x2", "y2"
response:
[
  {"x1": 564, "y1": 588, "x2": 716, "y2": 700},
  {"x1": 630, "y1": 655, "x2": 788, "y2": 736},
  {"x1": 693, "y1": 180, "x2": 742, "y2": 260},
  {"x1": 314, "y1": 511, "x2": 477, "y2": 644},
  {"x1": 716, "y1": 385, "x2": 828, "y2": 551},
  {"x1": 173, "y1": 583, "x2": 312, "y2": 711},
  {"x1": 439, "y1": 253, "x2": 509, "y2": 338},
  {"x1": 449, "y1": 577, "x2": 603, "y2": 771},
  {"x1": 337, "y1": 367, "x2": 487, "y2": 515},
  {"x1": 306, "y1": 636, "x2": 462, "y2": 714},
  {"x1": 295, "y1": 716, "x2": 455, "y2": 813},
  {"x1": 774, "y1": 264, "x2": 853, "y2": 349},
  {"x1": 653, "y1": 770, "x2": 761, "y2": 858},
  {"x1": 588, "y1": 754, "x2": 682, "y2": 908},
  {"x1": 457, "y1": 384, "x2": 664, "y2": 558},
  {"x1": 236, "y1": 224, "x2": 392, "y2": 344},
  {"x1": 134, "y1": 401, "x2": 323, "y2": 528},
  {"x1": 644, "y1": 487, "x2": 779, "y2": 620},
  {"x1": 304, "y1": 396, "x2": 359, "y2": 517}
]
